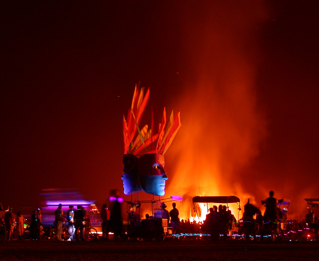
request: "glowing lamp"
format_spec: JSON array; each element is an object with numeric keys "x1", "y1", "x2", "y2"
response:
[
  {"x1": 109, "y1": 196, "x2": 123, "y2": 203},
  {"x1": 171, "y1": 195, "x2": 183, "y2": 201},
  {"x1": 46, "y1": 200, "x2": 94, "y2": 206}
]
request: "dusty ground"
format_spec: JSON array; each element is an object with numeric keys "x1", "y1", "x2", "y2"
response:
[{"x1": 1, "y1": 240, "x2": 319, "y2": 261}]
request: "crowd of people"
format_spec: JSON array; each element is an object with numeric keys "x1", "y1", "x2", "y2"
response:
[
  {"x1": 0, "y1": 203, "x2": 110, "y2": 242},
  {"x1": 52, "y1": 204, "x2": 88, "y2": 241},
  {"x1": 200, "y1": 204, "x2": 236, "y2": 240},
  {"x1": 1, "y1": 191, "x2": 319, "y2": 242},
  {"x1": 124, "y1": 202, "x2": 181, "y2": 240}
]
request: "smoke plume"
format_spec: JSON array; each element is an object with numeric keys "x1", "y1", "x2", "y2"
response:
[{"x1": 165, "y1": 1, "x2": 268, "y2": 219}]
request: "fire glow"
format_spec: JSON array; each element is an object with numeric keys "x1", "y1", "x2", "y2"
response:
[
  {"x1": 190, "y1": 203, "x2": 208, "y2": 223},
  {"x1": 164, "y1": 2, "x2": 267, "y2": 221}
]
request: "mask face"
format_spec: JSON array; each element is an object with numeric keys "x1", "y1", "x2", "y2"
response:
[
  {"x1": 138, "y1": 154, "x2": 168, "y2": 196},
  {"x1": 121, "y1": 154, "x2": 142, "y2": 195}
]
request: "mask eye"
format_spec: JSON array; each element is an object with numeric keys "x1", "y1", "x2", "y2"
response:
[{"x1": 153, "y1": 164, "x2": 160, "y2": 169}]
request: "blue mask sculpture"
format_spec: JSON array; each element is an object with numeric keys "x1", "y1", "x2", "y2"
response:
[
  {"x1": 122, "y1": 154, "x2": 142, "y2": 195},
  {"x1": 138, "y1": 153, "x2": 168, "y2": 196}
]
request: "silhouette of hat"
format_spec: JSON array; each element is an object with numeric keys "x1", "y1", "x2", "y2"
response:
[{"x1": 160, "y1": 202, "x2": 167, "y2": 209}]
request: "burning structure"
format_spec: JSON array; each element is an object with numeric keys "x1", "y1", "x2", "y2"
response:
[{"x1": 163, "y1": 2, "x2": 268, "y2": 222}]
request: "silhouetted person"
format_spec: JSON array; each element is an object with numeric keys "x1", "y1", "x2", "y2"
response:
[
  {"x1": 109, "y1": 198, "x2": 123, "y2": 238},
  {"x1": 243, "y1": 199, "x2": 258, "y2": 220},
  {"x1": 67, "y1": 205, "x2": 75, "y2": 241},
  {"x1": 306, "y1": 209, "x2": 314, "y2": 224},
  {"x1": 54, "y1": 204, "x2": 63, "y2": 241},
  {"x1": 30, "y1": 210, "x2": 37, "y2": 240},
  {"x1": 101, "y1": 204, "x2": 110, "y2": 240},
  {"x1": 221, "y1": 205, "x2": 229, "y2": 240},
  {"x1": 128, "y1": 206, "x2": 140, "y2": 226},
  {"x1": 243, "y1": 199, "x2": 259, "y2": 240},
  {"x1": 75, "y1": 205, "x2": 85, "y2": 241},
  {"x1": 4, "y1": 207, "x2": 14, "y2": 241},
  {"x1": 170, "y1": 203, "x2": 180, "y2": 233},
  {"x1": 16, "y1": 212, "x2": 25, "y2": 240},
  {"x1": 208, "y1": 205, "x2": 221, "y2": 241},
  {"x1": 226, "y1": 208, "x2": 235, "y2": 230},
  {"x1": 160, "y1": 203, "x2": 169, "y2": 219},
  {"x1": 263, "y1": 191, "x2": 277, "y2": 222},
  {"x1": 205, "y1": 208, "x2": 214, "y2": 228},
  {"x1": 256, "y1": 209, "x2": 263, "y2": 227},
  {"x1": 37, "y1": 208, "x2": 43, "y2": 240},
  {"x1": 0, "y1": 202, "x2": 3, "y2": 211}
]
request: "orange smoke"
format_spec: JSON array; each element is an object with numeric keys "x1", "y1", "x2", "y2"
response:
[{"x1": 165, "y1": 1, "x2": 268, "y2": 221}]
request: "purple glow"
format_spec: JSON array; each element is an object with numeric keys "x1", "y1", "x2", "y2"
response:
[
  {"x1": 109, "y1": 196, "x2": 117, "y2": 201},
  {"x1": 109, "y1": 196, "x2": 124, "y2": 203},
  {"x1": 46, "y1": 200, "x2": 94, "y2": 206},
  {"x1": 171, "y1": 195, "x2": 183, "y2": 201},
  {"x1": 278, "y1": 201, "x2": 290, "y2": 205}
]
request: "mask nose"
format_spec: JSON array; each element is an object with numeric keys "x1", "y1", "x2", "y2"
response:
[{"x1": 162, "y1": 174, "x2": 168, "y2": 180}]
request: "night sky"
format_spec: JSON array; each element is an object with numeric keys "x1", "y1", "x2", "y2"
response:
[{"x1": 1, "y1": 1, "x2": 319, "y2": 219}]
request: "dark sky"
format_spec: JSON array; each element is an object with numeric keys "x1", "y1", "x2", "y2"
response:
[{"x1": 1, "y1": 1, "x2": 319, "y2": 219}]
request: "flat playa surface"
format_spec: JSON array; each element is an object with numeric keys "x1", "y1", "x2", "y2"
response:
[{"x1": 1, "y1": 240, "x2": 319, "y2": 261}]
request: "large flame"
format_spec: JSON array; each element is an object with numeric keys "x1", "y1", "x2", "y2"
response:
[{"x1": 165, "y1": 1, "x2": 268, "y2": 221}]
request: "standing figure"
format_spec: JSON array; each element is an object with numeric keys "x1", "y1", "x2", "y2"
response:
[
  {"x1": 208, "y1": 205, "x2": 220, "y2": 241},
  {"x1": 169, "y1": 203, "x2": 180, "y2": 233},
  {"x1": 263, "y1": 191, "x2": 277, "y2": 222},
  {"x1": 306, "y1": 209, "x2": 314, "y2": 224},
  {"x1": 67, "y1": 205, "x2": 75, "y2": 241},
  {"x1": 243, "y1": 199, "x2": 259, "y2": 240},
  {"x1": 30, "y1": 210, "x2": 37, "y2": 240},
  {"x1": 16, "y1": 212, "x2": 25, "y2": 240},
  {"x1": 243, "y1": 200, "x2": 259, "y2": 220},
  {"x1": 4, "y1": 207, "x2": 14, "y2": 241},
  {"x1": 101, "y1": 204, "x2": 110, "y2": 240},
  {"x1": 36, "y1": 208, "x2": 43, "y2": 240},
  {"x1": 54, "y1": 204, "x2": 63, "y2": 241},
  {"x1": 205, "y1": 208, "x2": 214, "y2": 231},
  {"x1": 108, "y1": 191, "x2": 123, "y2": 238},
  {"x1": 160, "y1": 203, "x2": 169, "y2": 219},
  {"x1": 74, "y1": 205, "x2": 85, "y2": 241}
]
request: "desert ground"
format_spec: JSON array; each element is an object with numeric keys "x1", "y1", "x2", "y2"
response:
[{"x1": 1, "y1": 240, "x2": 319, "y2": 261}]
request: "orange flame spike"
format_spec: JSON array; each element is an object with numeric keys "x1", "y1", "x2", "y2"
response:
[
  {"x1": 159, "y1": 110, "x2": 174, "y2": 150},
  {"x1": 156, "y1": 107, "x2": 167, "y2": 152},
  {"x1": 159, "y1": 111, "x2": 181, "y2": 155},
  {"x1": 133, "y1": 133, "x2": 159, "y2": 155},
  {"x1": 123, "y1": 115, "x2": 130, "y2": 154}
]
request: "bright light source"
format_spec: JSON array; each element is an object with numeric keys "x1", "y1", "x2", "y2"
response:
[{"x1": 171, "y1": 195, "x2": 183, "y2": 201}]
